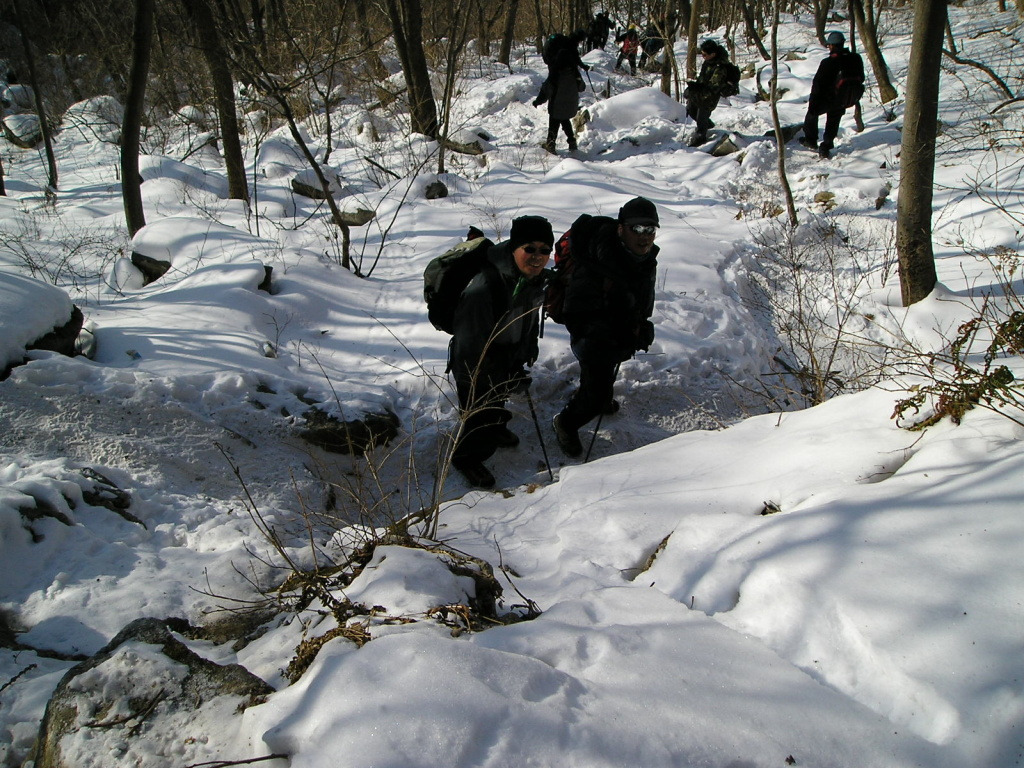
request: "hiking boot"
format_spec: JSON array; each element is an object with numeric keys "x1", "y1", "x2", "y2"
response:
[
  {"x1": 552, "y1": 413, "x2": 583, "y2": 457},
  {"x1": 541, "y1": 139, "x2": 556, "y2": 154},
  {"x1": 818, "y1": 146, "x2": 832, "y2": 159},
  {"x1": 798, "y1": 137, "x2": 818, "y2": 150},
  {"x1": 602, "y1": 398, "x2": 620, "y2": 415},
  {"x1": 688, "y1": 132, "x2": 708, "y2": 147},
  {"x1": 454, "y1": 459, "x2": 496, "y2": 489},
  {"x1": 493, "y1": 426, "x2": 520, "y2": 448}
]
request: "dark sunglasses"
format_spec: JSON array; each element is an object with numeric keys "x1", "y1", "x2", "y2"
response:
[
  {"x1": 629, "y1": 224, "x2": 658, "y2": 235},
  {"x1": 521, "y1": 245, "x2": 552, "y2": 256}
]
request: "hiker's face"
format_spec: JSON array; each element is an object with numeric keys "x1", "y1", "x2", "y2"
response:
[
  {"x1": 619, "y1": 222, "x2": 657, "y2": 256},
  {"x1": 514, "y1": 241, "x2": 552, "y2": 277}
]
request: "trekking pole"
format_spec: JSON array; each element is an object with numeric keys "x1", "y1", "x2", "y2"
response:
[
  {"x1": 526, "y1": 390, "x2": 554, "y2": 481},
  {"x1": 585, "y1": 69, "x2": 598, "y2": 95},
  {"x1": 584, "y1": 362, "x2": 620, "y2": 464}
]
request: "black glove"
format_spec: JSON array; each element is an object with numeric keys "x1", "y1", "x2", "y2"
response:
[
  {"x1": 532, "y1": 97, "x2": 543, "y2": 107},
  {"x1": 637, "y1": 320, "x2": 655, "y2": 351},
  {"x1": 508, "y1": 367, "x2": 532, "y2": 394}
]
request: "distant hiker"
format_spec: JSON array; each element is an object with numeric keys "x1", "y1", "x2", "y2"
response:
[
  {"x1": 551, "y1": 197, "x2": 659, "y2": 458},
  {"x1": 534, "y1": 32, "x2": 588, "y2": 153},
  {"x1": 615, "y1": 25, "x2": 641, "y2": 75},
  {"x1": 685, "y1": 38, "x2": 739, "y2": 147},
  {"x1": 534, "y1": 48, "x2": 585, "y2": 153},
  {"x1": 639, "y1": 23, "x2": 665, "y2": 70},
  {"x1": 448, "y1": 216, "x2": 554, "y2": 488},
  {"x1": 800, "y1": 31, "x2": 865, "y2": 159},
  {"x1": 587, "y1": 12, "x2": 614, "y2": 51}
]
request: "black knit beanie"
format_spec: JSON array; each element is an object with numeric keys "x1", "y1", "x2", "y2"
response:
[
  {"x1": 509, "y1": 215, "x2": 555, "y2": 250},
  {"x1": 618, "y1": 197, "x2": 660, "y2": 226}
]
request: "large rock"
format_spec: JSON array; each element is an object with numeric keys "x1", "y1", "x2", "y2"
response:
[
  {"x1": 299, "y1": 406, "x2": 400, "y2": 455},
  {"x1": 32, "y1": 617, "x2": 274, "y2": 768},
  {"x1": 2, "y1": 112, "x2": 42, "y2": 148},
  {"x1": 0, "y1": 272, "x2": 80, "y2": 378}
]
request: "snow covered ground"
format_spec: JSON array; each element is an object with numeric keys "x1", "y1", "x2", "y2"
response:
[{"x1": 2, "y1": 7, "x2": 1023, "y2": 767}]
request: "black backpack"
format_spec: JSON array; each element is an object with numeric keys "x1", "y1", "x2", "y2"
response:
[
  {"x1": 543, "y1": 214, "x2": 612, "y2": 325},
  {"x1": 423, "y1": 236, "x2": 499, "y2": 333},
  {"x1": 834, "y1": 68, "x2": 865, "y2": 109},
  {"x1": 721, "y1": 62, "x2": 741, "y2": 97}
]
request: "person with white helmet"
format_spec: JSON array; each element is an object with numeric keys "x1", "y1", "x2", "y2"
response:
[{"x1": 800, "y1": 31, "x2": 865, "y2": 159}]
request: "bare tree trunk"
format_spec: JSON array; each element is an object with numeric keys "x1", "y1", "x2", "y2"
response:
[
  {"x1": 740, "y1": 0, "x2": 771, "y2": 60},
  {"x1": 437, "y1": 0, "x2": 473, "y2": 175},
  {"x1": 811, "y1": 0, "x2": 833, "y2": 43},
  {"x1": 896, "y1": 0, "x2": 945, "y2": 307},
  {"x1": 385, "y1": 0, "x2": 438, "y2": 137},
  {"x1": 498, "y1": 0, "x2": 519, "y2": 67},
  {"x1": 770, "y1": 0, "x2": 797, "y2": 227},
  {"x1": 850, "y1": 0, "x2": 898, "y2": 103},
  {"x1": 12, "y1": 0, "x2": 58, "y2": 194},
  {"x1": 122, "y1": 0, "x2": 155, "y2": 237},
  {"x1": 179, "y1": 0, "x2": 249, "y2": 203},
  {"x1": 354, "y1": 0, "x2": 388, "y2": 79},
  {"x1": 686, "y1": 0, "x2": 702, "y2": 79},
  {"x1": 659, "y1": 6, "x2": 680, "y2": 97}
]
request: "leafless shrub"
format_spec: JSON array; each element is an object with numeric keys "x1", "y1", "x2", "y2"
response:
[{"x1": 737, "y1": 213, "x2": 895, "y2": 408}]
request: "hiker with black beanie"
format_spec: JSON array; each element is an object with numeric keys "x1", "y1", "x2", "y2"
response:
[
  {"x1": 552, "y1": 197, "x2": 660, "y2": 457},
  {"x1": 449, "y1": 215, "x2": 554, "y2": 488}
]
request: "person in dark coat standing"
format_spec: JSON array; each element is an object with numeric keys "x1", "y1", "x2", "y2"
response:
[
  {"x1": 587, "y1": 12, "x2": 614, "y2": 51},
  {"x1": 552, "y1": 197, "x2": 660, "y2": 457},
  {"x1": 535, "y1": 41, "x2": 587, "y2": 153},
  {"x1": 800, "y1": 31, "x2": 865, "y2": 159},
  {"x1": 449, "y1": 216, "x2": 554, "y2": 488},
  {"x1": 685, "y1": 38, "x2": 733, "y2": 146},
  {"x1": 639, "y1": 23, "x2": 665, "y2": 70}
]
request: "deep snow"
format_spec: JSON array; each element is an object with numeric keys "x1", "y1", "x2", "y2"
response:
[{"x1": 2, "y1": 6, "x2": 1023, "y2": 768}]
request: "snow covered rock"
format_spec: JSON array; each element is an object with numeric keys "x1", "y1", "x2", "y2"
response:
[
  {"x1": 0, "y1": 273, "x2": 80, "y2": 377},
  {"x1": 2, "y1": 112, "x2": 42, "y2": 148},
  {"x1": 32, "y1": 617, "x2": 273, "y2": 768}
]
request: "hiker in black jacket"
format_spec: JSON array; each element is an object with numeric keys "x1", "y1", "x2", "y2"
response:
[
  {"x1": 586, "y1": 12, "x2": 614, "y2": 51},
  {"x1": 800, "y1": 31, "x2": 865, "y2": 159},
  {"x1": 552, "y1": 198, "x2": 659, "y2": 457},
  {"x1": 449, "y1": 216, "x2": 554, "y2": 488},
  {"x1": 535, "y1": 46, "x2": 585, "y2": 152},
  {"x1": 685, "y1": 38, "x2": 733, "y2": 146}
]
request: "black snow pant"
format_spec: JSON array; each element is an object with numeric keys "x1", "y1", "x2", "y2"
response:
[
  {"x1": 803, "y1": 107, "x2": 845, "y2": 150},
  {"x1": 546, "y1": 117, "x2": 576, "y2": 150},
  {"x1": 453, "y1": 378, "x2": 511, "y2": 464},
  {"x1": 558, "y1": 355, "x2": 619, "y2": 431}
]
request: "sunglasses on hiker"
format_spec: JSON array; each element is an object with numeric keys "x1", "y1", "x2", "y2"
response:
[
  {"x1": 629, "y1": 224, "x2": 658, "y2": 235},
  {"x1": 521, "y1": 245, "x2": 552, "y2": 256}
]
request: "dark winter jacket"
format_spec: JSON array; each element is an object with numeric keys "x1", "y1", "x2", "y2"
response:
[
  {"x1": 641, "y1": 26, "x2": 665, "y2": 55},
  {"x1": 808, "y1": 47, "x2": 865, "y2": 115},
  {"x1": 687, "y1": 44, "x2": 732, "y2": 112},
  {"x1": 587, "y1": 14, "x2": 614, "y2": 48},
  {"x1": 546, "y1": 49, "x2": 583, "y2": 120},
  {"x1": 448, "y1": 242, "x2": 545, "y2": 396},
  {"x1": 561, "y1": 219, "x2": 659, "y2": 364}
]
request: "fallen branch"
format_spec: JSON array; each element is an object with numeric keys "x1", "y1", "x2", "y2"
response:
[{"x1": 942, "y1": 48, "x2": 1013, "y2": 98}]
